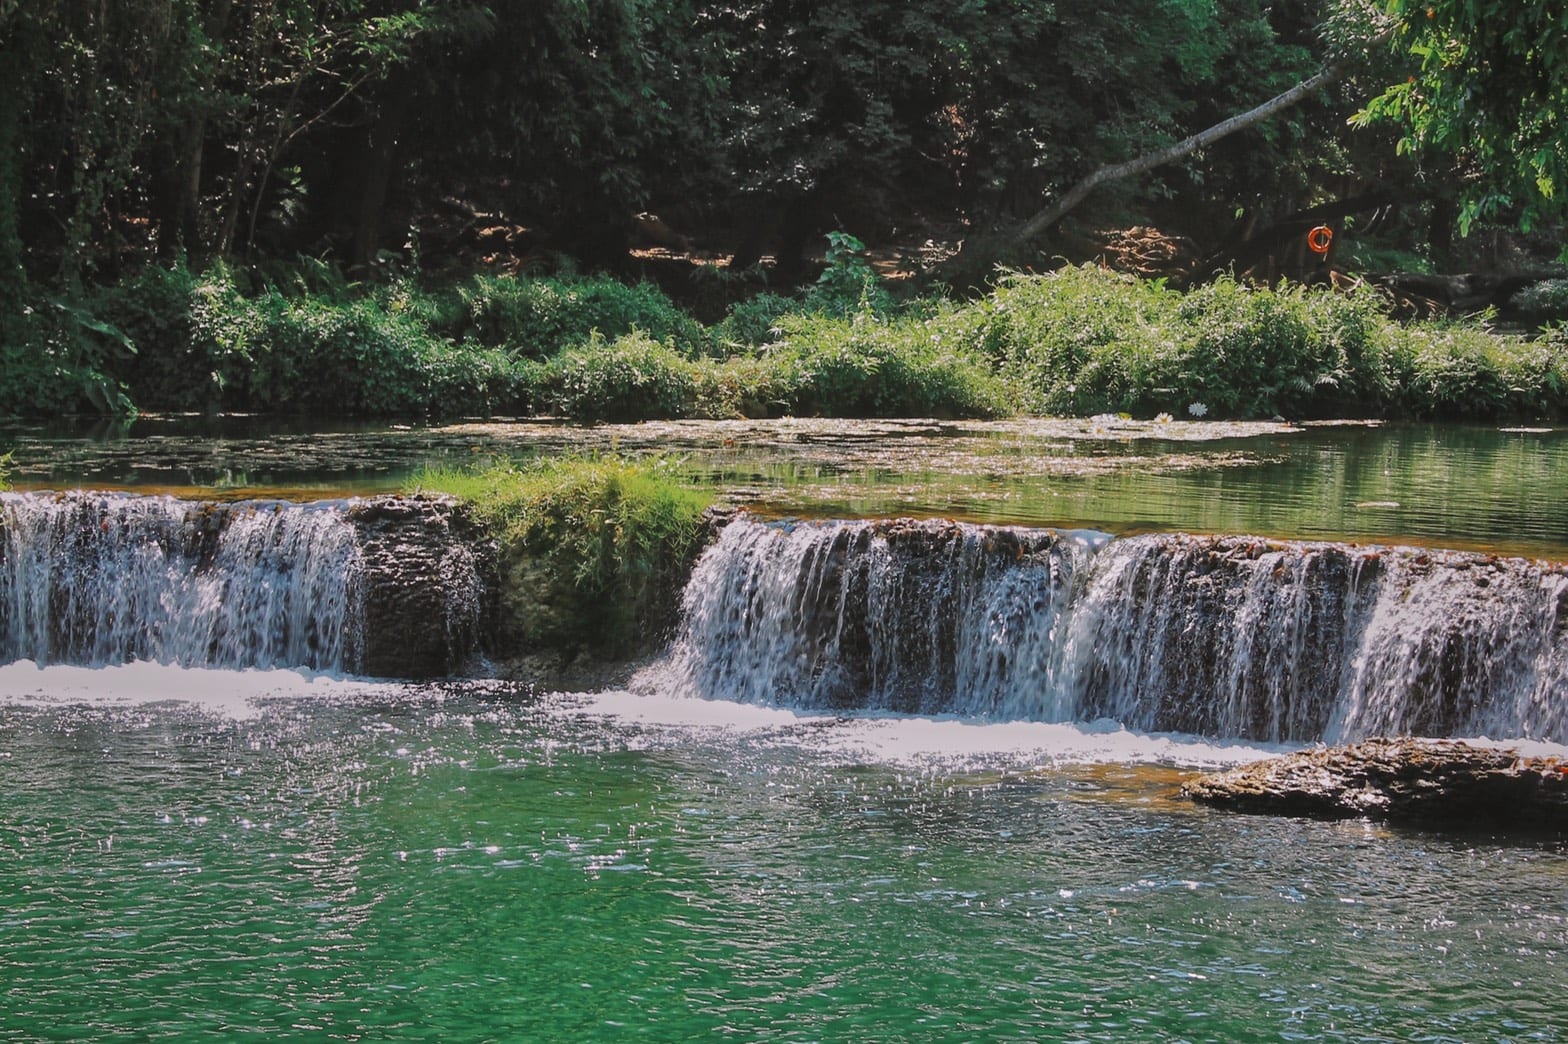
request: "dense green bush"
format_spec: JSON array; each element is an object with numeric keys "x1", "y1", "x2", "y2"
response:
[
  {"x1": 94, "y1": 263, "x2": 523, "y2": 415},
  {"x1": 770, "y1": 308, "x2": 1009, "y2": 418},
  {"x1": 542, "y1": 332, "x2": 703, "y2": 422},
  {"x1": 980, "y1": 266, "x2": 1427, "y2": 420},
  {"x1": 10, "y1": 258, "x2": 1568, "y2": 423},
  {"x1": 0, "y1": 295, "x2": 140, "y2": 416},
  {"x1": 445, "y1": 274, "x2": 707, "y2": 359},
  {"x1": 1511, "y1": 279, "x2": 1568, "y2": 323},
  {"x1": 1168, "y1": 280, "x2": 1337, "y2": 418},
  {"x1": 980, "y1": 266, "x2": 1180, "y2": 414},
  {"x1": 1390, "y1": 323, "x2": 1568, "y2": 419},
  {"x1": 714, "y1": 291, "x2": 808, "y2": 349},
  {"x1": 416, "y1": 456, "x2": 714, "y2": 657},
  {"x1": 97, "y1": 260, "x2": 210, "y2": 410},
  {"x1": 698, "y1": 354, "x2": 796, "y2": 418}
]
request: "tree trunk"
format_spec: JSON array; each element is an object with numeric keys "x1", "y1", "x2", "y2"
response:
[{"x1": 352, "y1": 89, "x2": 409, "y2": 269}]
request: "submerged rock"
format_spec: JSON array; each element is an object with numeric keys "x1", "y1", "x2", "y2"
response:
[{"x1": 1183, "y1": 738, "x2": 1568, "y2": 829}]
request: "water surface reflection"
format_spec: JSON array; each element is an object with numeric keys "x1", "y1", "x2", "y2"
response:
[{"x1": 3, "y1": 415, "x2": 1565, "y2": 557}]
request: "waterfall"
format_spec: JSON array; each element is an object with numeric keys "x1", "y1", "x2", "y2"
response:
[
  {"x1": 0, "y1": 493, "x2": 363, "y2": 671},
  {"x1": 648, "y1": 517, "x2": 1568, "y2": 744},
  {"x1": 0, "y1": 492, "x2": 489, "y2": 676},
  {"x1": 10, "y1": 491, "x2": 1565, "y2": 738},
  {"x1": 653, "y1": 518, "x2": 1100, "y2": 716}
]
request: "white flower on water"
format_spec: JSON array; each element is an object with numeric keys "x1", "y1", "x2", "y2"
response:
[
  {"x1": 1155, "y1": 412, "x2": 1173, "y2": 424},
  {"x1": 1187, "y1": 401, "x2": 1209, "y2": 418}
]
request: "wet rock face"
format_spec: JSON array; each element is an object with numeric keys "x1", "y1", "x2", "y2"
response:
[
  {"x1": 1183, "y1": 739, "x2": 1568, "y2": 829},
  {"x1": 346, "y1": 496, "x2": 496, "y2": 678}
]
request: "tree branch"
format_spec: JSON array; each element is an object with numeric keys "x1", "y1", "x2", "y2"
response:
[{"x1": 1014, "y1": 59, "x2": 1356, "y2": 244}]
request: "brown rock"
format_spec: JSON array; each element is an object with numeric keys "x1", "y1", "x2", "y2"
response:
[
  {"x1": 1183, "y1": 738, "x2": 1568, "y2": 830},
  {"x1": 346, "y1": 496, "x2": 497, "y2": 678}
]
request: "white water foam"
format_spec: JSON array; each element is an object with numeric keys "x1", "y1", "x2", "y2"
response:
[
  {"x1": 555, "y1": 687, "x2": 1296, "y2": 770},
  {"x1": 7, "y1": 662, "x2": 1563, "y2": 773},
  {"x1": 0, "y1": 660, "x2": 390, "y2": 720}
]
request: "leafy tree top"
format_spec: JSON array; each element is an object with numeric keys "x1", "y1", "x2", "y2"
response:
[{"x1": 1357, "y1": 0, "x2": 1568, "y2": 233}]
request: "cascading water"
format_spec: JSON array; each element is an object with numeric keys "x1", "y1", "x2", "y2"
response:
[
  {"x1": 646, "y1": 517, "x2": 1568, "y2": 744},
  {"x1": 655, "y1": 518, "x2": 1101, "y2": 716},
  {"x1": 0, "y1": 492, "x2": 363, "y2": 671},
  {"x1": 11, "y1": 490, "x2": 1566, "y2": 740}
]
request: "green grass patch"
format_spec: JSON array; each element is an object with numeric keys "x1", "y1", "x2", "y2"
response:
[{"x1": 415, "y1": 456, "x2": 715, "y2": 657}]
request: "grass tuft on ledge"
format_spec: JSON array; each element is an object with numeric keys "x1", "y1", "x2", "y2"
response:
[{"x1": 414, "y1": 456, "x2": 714, "y2": 658}]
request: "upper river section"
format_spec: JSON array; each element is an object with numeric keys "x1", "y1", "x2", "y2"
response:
[{"x1": 4, "y1": 414, "x2": 1567, "y2": 559}]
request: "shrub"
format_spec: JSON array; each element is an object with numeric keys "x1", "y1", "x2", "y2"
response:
[
  {"x1": 246, "y1": 294, "x2": 431, "y2": 413},
  {"x1": 980, "y1": 265, "x2": 1181, "y2": 414},
  {"x1": 1395, "y1": 324, "x2": 1568, "y2": 419},
  {"x1": 96, "y1": 263, "x2": 526, "y2": 416},
  {"x1": 542, "y1": 331, "x2": 704, "y2": 421},
  {"x1": 804, "y1": 231, "x2": 892, "y2": 316},
  {"x1": 1511, "y1": 278, "x2": 1568, "y2": 322},
  {"x1": 715, "y1": 291, "x2": 808, "y2": 349},
  {"x1": 0, "y1": 297, "x2": 136, "y2": 416},
  {"x1": 1298, "y1": 284, "x2": 1397, "y2": 413},
  {"x1": 95, "y1": 261, "x2": 206, "y2": 410},
  {"x1": 447, "y1": 274, "x2": 707, "y2": 358},
  {"x1": 769, "y1": 307, "x2": 1009, "y2": 418},
  {"x1": 13, "y1": 257, "x2": 1568, "y2": 424},
  {"x1": 979, "y1": 267, "x2": 1395, "y2": 419},
  {"x1": 1169, "y1": 279, "x2": 1339, "y2": 418},
  {"x1": 415, "y1": 456, "x2": 714, "y2": 656},
  {"x1": 698, "y1": 354, "x2": 796, "y2": 418}
]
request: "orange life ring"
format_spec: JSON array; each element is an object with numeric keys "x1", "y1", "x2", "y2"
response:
[{"x1": 1306, "y1": 225, "x2": 1334, "y2": 256}]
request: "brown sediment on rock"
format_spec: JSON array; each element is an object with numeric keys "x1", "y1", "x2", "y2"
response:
[{"x1": 1182, "y1": 738, "x2": 1568, "y2": 829}]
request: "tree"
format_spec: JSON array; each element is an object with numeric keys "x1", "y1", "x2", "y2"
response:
[
  {"x1": 1355, "y1": 0, "x2": 1568, "y2": 234},
  {"x1": 385, "y1": 0, "x2": 726, "y2": 269},
  {"x1": 1010, "y1": 0, "x2": 1568, "y2": 248}
]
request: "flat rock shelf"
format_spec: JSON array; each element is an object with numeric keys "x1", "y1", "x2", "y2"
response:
[{"x1": 1183, "y1": 738, "x2": 1568, "y2": 829}]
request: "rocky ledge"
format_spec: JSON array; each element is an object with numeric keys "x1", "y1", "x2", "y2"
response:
[
  {"x1": 1182, "y1": 738, "x2": 1568, "y2": 829},
  {"x1": 346, "y1": 495, "x2": 497, "y2": 678}
]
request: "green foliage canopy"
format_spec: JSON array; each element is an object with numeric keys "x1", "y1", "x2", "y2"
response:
[{"x1": 1357, "y1": 0, "x2": 1568, "y2": 233}]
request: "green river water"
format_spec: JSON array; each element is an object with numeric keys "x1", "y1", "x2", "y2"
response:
[
  {"x1": 3, "y1": 673, "x2": 1565, "y2": 1042},
  {"x1": 2, "y1": 418, "x2": 1567, "y2": 1041}
]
